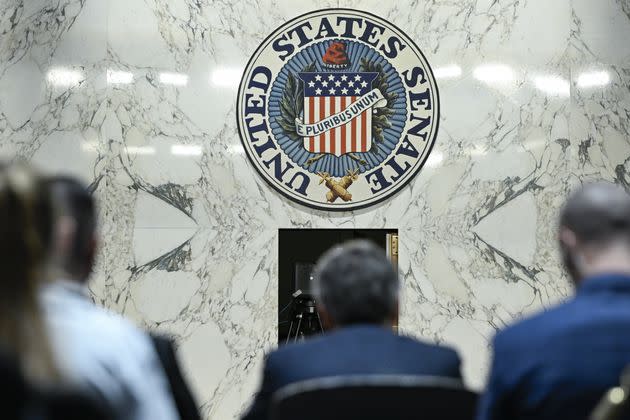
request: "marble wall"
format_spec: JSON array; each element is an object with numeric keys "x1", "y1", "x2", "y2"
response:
[{"x1": 1, "y1": 0, "x2": 628, "y2": 418}]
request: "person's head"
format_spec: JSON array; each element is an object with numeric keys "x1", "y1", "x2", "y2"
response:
[
  {"x1": 313, "y1": 240, "x2": 398, "y2": 329},
  {"x1": 0, "y1": 162, "x2": 58, "y2": 382},
  {"x1": 46, "y1": 176, "x2": 97, "y2": 282},
  {"x1": 559, "y1": 182, "x2": 630, "y2": 285},
  {"x1": 0, "y1": 163, "x2": 53, "y2": 279}
]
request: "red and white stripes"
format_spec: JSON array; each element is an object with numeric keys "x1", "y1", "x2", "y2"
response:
[{"x1": 303, "y1": 96, "x2": 372, "y2": 156}]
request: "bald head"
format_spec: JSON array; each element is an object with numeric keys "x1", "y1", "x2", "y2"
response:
[{"x1": 559, "y1": 182, "x2": 630, "y2": 283}]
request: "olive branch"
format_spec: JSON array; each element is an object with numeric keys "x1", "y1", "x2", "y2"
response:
[
  {"x1": 277, "y1": 62, "x2": 316, "y2": 140},
  {"x1": 359, "y1": 58, "x2": 397, "y2": 153}
]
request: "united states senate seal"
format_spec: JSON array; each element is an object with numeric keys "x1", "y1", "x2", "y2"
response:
[{"x1": 237, "y1": 8, "x2": 439, "y2": 211}]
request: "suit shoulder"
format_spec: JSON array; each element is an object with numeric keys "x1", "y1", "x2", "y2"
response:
[
  {"x1": 437, "y1": 344, "x2": 461, "y2": 363},
  {"x1": 265, "y1": 339, "x2": 314, "y2": 367},
  {"x1": 397, "y1": 335, "x2": 462, "y2": 367},
  {"x1": 267, "y1": 332, "x2": 331, "y2": 357},
  {"x1": 493, "y1": 300, "x2": 579, "y2": 351},
  {"x1": 400, "y1": 334, "x2": 458, "y2": 352}
]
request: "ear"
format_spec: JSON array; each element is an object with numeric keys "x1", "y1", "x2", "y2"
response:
[
  {"x1": 559, "y1": 227, "x2": 579, "y2": 250},
  {"x1": 316, "y1": 303, "x2": 334, "y2": 330},
  {"x1": 85, "y1": 234, "x2": 98, "y2": 274},
  {"x1": 55, "y1": 216, "x2": 77, "y2": 257}
]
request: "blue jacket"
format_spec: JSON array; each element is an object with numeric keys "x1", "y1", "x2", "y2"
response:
[
  {"x1": 478, "y1": 274, "x2": 630, "y2": 420},
  {"x1": 242, "y1": 325, "x2": 462, "y2": 420}
]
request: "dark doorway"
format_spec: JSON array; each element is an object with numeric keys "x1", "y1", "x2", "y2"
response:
[{"x1": 278, "y1": 229, "x2": 398, "y2": 345}]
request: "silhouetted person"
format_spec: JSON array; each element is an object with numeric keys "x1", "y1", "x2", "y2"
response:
[
  {"x1": 0, "y1": 345, "x2": 114, "y2": 420},
  {"x1": 0, "y1": 163, "x2": 59, "y2": 383},
  {"x1": 479, "y1": 182, "x2": 630, "y2": 420},
  {"x1": 0, "y1": 165, "x2": 113, "y2": 420},
  {"x1": 41, "y1": 176, "x2": 179, "y2": 420},
  {"x1": 242, "y1": 240, "x2": 462, "y2": 420}
]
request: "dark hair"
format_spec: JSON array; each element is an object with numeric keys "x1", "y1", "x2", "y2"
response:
[
  {"x1": 313, "y1": 240, "x2": 398, "y2": 325},
  {"x1": 560, "y1": 182, "x2": 630, "y2": 246},
  {"x1": 0, "y1": 163, "x2": 58, "y2": 381},
  {"x1": 46, "y1": 176, "x2": 96, "y2": 277}
]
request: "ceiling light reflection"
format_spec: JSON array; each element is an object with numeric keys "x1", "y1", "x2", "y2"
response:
[
  {"x1": 228, "y1": 144, "x2": 244, "y2": 155},
  {"x1": 47, "y1": 67, "x2": 83, "y2": 87},
  {"x1": 107, "y1": 69, "x2": 133, "y2": 84},
  {"x1": 426, "y1": 151, "x2": 444, "y2": 167},
  {"x1": 81, "y1": 141, "x2": 100, "y2": 153},
  {"x1": 211, "y1": 67, "x2": 243, "y2": 88},
  {"x1": 577, "y1": 71, "x2": 610, "y2": 88},
  {"x1": 171, "y1": 144, "x2": 202, "y2": 156},
  {"x1": 433, "y1": 65, "x2": 462, "y2": 79},
  {"x1": 126, "y1": 146, "x2": 156, "y2": 155},
  {"x1": 534, "y1": 75, "x2": 570, "y2": 96},
  {"x1": 473, "y1": 64, "x2": 514, "y2": 84},
  {"x1": 159, "y1": 72, "x2": 188, "y2": 86},
  {"x1": 470, "y1": 145, "x2": 486, "y2": 156}
]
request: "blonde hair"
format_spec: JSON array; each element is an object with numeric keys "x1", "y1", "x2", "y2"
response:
[{"x1": 0, "y1": 163, "x2": 59, "y2": 382}]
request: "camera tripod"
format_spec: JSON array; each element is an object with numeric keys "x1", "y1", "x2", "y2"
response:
[{"x1": 285, "y1": 297, "x2": 324, "y2": 344}]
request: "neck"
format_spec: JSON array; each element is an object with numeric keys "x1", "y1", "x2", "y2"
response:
[
  {"x1": 45, "y1": 263, "x2": 83, "y2": 284},
  {"x1": 580, "y1": 246, "x2": 630, "y2": 280},
  {"x1": 334, "y1": 321, "x2": 395, "y2": 330}
]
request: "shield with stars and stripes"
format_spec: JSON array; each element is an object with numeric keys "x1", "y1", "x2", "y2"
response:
[{"x1": 298, "y1": 72, "x2": 378, "y2": 157}]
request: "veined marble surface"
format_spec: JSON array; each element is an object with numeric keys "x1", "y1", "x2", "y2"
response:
[{"x1": 0, "y1": 0, "x2": 628, "y2": 418}]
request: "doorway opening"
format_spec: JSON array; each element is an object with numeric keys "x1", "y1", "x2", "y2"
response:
[{"x1": 278, "y1": 228, "x2": 399, "y2": 345}]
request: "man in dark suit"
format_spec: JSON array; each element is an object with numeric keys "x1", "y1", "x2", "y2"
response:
[
  {"x1": 242, "y1": 240, "x2": 462, "y2": 420},
  {"x1": 479, "y1": 182, "x2": 630, "y2": 420}
]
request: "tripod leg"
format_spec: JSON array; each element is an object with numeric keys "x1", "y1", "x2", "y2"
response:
[
  {"x1": 316, "y1": 311, "x2": 324, "y2": 332},
  {"x1": 285, "y1": 319, "x2": 294, "y2": 345},
  {"x1": 294, "y1": 317, "x2": 303, "y2": 342}
]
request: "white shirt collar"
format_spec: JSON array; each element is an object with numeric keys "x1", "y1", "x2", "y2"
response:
[{"x1": 46, "y1": 278, "x2": 90, "y2": 298}]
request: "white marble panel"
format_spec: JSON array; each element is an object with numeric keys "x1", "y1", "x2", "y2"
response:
[
  {"x1": 572, "y1": 0, "x2": 630, "y2": 65},
  {"x1": 1, "y1": 0, "x2": 629, "y2": 419}
]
